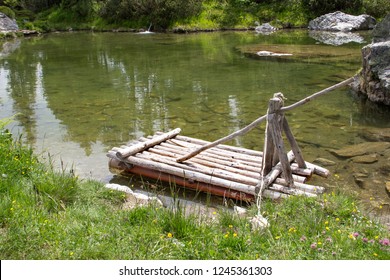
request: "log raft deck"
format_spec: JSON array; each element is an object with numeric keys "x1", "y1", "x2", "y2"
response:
[{"x1": 107, "y1": 78, "x2": 354, "y2": 201}]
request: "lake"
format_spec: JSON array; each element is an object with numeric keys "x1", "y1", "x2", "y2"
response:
[{"x1": 0, "y1": 30, "x2": 389, "y2": 220}]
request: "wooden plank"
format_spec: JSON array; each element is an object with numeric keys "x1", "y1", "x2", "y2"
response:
[{"x1": 115, "y1": 128, "x2": 181, "y2": 158}]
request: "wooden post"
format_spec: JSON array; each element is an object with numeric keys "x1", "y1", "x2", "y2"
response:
[{"x1": 259, "y1": 93, "x2": 295, "y2": 193}]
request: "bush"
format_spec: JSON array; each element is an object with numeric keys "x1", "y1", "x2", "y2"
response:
[
  {"x1": 363, "y1": 0, "x2": 390, "y2": 19},
  {"x1": 302, "y1": 0, "x2": 363, "y2": 17},
  {"x1": 0, "y1": 5, "x2": 15, "y2": 18},
  {"x1": 100, "y1": 0, "x2": 202, "y2": 29}
]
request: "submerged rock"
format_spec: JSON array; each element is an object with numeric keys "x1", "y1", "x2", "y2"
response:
[
  {"x1": 256, "y1": 50, "x2": 292, "y2": 57},
  {"x1": 351, "y1": 154, "x2": 378, "y2": 164},
  {"x1": 359, "y1": 127, "x2": 390, "y2": 142},
  {"x1": 0, "y1": 12, "x2": 18, "y2": 31},
  {"x1": 308, "y1": 11, "x2": 376, "y2": 32},
  {"x1": 329, "y1": 142, "x2": 390, "y2": 158},
  {"x1": 313, "y1": 157, "x2": 336, "y2": 166}
]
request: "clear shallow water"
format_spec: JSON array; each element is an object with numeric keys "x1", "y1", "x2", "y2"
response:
[{"x1": 0, "y1": 31, "x2": 389, "y2": 218}]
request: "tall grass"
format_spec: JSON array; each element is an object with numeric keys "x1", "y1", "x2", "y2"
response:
[{"x1": 0, "y1": 121, "x2": 389, "y2": 259}]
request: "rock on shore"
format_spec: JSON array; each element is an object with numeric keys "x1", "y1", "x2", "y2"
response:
[
  {"x1": 0, "y1": 12, "x2": 18, "y2": 31},
  {"x1": 352, "y1": 14, "x2": 390, "y2": 106},
  {"x1": 308, "y1": 11, "x2": 376, "y2": 31}
]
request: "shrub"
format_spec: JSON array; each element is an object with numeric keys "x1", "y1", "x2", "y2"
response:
[
  {"x1": 100, "y1": 0, "x2": 202, "y2": 29},
  {"x1": 302, "y1": 0, "x2": 363, "y2": 17},
  {"x1": 0, "y1": 5, "x2": 15, "y2": 18}
]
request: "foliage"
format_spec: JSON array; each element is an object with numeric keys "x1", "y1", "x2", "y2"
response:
[
  {"x1": 100, "y1": 0, "x2": 202, "y2": 29},
  {"x1": 362, "y1": 0, "x2": 390, "y2": 19},
  {"x1": 0, "y1": 5, "x2": 15, "y2": 18},
  {"x1": 301, "y1": 0, "x2": 363, "y2": 17}
]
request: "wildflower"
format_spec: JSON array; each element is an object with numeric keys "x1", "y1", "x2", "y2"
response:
[
  {"x1": 353, "y1": 232, "x2": 359, "y2": 238},
  {"x1": 69, "y1": 252, "x2": 74, "y2": 256},
  {"x1": 324, "y1": 221, "x2": 329, "y2": 225},
  {"x1": 224, "y1": 233, "x2": 229, "y2": 238},
  {"x1": 310, "y1": 243, "x2": 317, "y2": 249},
  {"x1": 317, "y1": 248, "x2": 323, "y2": 252},
  {"x1": 370, "y1": 197, "x2": 374, "y2": 200},
  {"x1": 379, "y1": 238, "x2": 389, "y2": 246},
  {"x1": 233, "y1": 233, "x2": 238, "y2": 237},
  {"x1": 326, "y1": 227, "x2": 330, "y2": 231},
  {"x1": 348, "y1": 233, "x2": 355, "y2": 240},
  {"x1": 335, "y1": 218, "x2": 340, "y2": 222},
  {"x1": 228, "y1": 224, "x2": 233, "y2": 229},
  {"x1": 325, "y1": 237, "x2": 333, "y2": 243},
  {"x1": 167, "y1": 232, "x2": 173, "y2": 238},
  {"x1": 212, "y1": 211, "x2": 217, "y2": 215},
  {"x1": 288, "y1": 227, "x2": 296, "y2": 233},
  {"x1": 332, "y1": 252, "x2": 336, "y2": 256},
  {"x1": 369, "y1": 239, "x2": 375, "y2": 244},
  {"x1": 300, "y1": 235, "x2": 307, "y2": 242},
  {"x1": 373, "y1": 253, "x2": 378, "y2": 257},
  {"x1": 317, "y1": 241, "x2": 322, "y2": 245},
  {"x1": 275, "y1": 235, "x2": 281, "y2": 240},
  {"x1": 362, "y1": 238, "x2": 368, "y2": 243}
]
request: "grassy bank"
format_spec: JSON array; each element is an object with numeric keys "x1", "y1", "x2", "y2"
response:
[{"x1": 0, "y1": 119, "x2": 389, "y2": 260}]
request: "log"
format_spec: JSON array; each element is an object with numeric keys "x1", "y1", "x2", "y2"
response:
[
  {"x1": 108, "y1": 155, "x2": 287, "y2": 200},
  {"x1": 115, "y1": 128, "x2": 181, "y2": 158},
  {"x1": 305, "y1": 161, "x2": 330, "y2": 178},
  {"x1": 117, "y1": 153, "x2": 258, "y2": 195}
]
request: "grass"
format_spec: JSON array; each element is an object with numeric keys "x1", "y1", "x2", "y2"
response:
[{"x1": 0, "y1": 120, "x2": 389, "y2": 260}]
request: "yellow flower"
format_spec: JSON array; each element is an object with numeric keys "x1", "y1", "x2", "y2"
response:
[
  {"x1": 69, "y1": 252, "x2": 74, "y2": 256},
  {"x1": 275, "y1": 235, "x2": 281, "y2": 240},
  {"x1": 288, "y1": 227, "x2": 297, "y2": 233},
  {"x1": 228, "y1": 224, "x2": 233, "y2": 228},
  {"x1": 233, "y1": 233, "x2": 238, "y2": 237},
  {"x1": 167, "y1": 232, "x2": 173, "y2": 238},
  {"x1": 373, "y1": 253, "x2": 378, "y2": 257},
  {"x1": 224, "y1": 233, "x2": 229, "y2": 238},
  {"x1": 326, "y1": 227, "x2": 330, "y2": 231},
  {"x1": 212, "y1": 211, "x2": 217, "y2": 215},
  {"x1": 324, "y1": 221, "x2": 329, "y2": 225},
  {"x1": 335, "y1": 218, "x2": 340, "y2": 222},
  {"x1": 317, "y1": 241, "x2": 322, "y2": 245}
]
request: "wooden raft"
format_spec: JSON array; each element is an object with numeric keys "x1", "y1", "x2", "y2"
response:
[
  {"x1": 107, "y1": 128, "x2": 328, "y2": 201},
  {"x1": 106, "y1": 79, "x2": 358, "y2": 202}
]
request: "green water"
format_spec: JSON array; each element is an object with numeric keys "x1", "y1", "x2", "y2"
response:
[{"x1": 0, "y1": 31, "x2": 389, "y2": 216}]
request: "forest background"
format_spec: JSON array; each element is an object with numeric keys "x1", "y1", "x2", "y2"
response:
[{"x1": 0, "y1": 0, "x2": 389, "y2": 32}]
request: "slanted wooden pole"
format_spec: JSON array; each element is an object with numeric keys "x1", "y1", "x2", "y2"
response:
[{"x1": 282, "y1": 116, "x2": 306, "y2": 169}]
